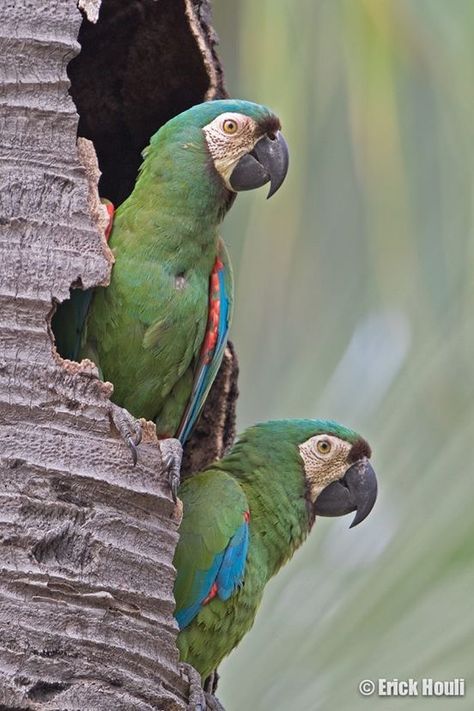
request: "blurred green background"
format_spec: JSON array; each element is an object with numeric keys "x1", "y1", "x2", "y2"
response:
[{"x1": 212, "y1": 1, "x2": 474, "y2": 709}]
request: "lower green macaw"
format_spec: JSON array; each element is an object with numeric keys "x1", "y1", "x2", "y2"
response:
[{"x1": 174, "y1": 419, "x2": 378, "y2": 680}]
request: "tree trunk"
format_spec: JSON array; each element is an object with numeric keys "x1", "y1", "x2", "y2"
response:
[{"x1": 0, "y1": 1, "x2": 236, "y2": 708}]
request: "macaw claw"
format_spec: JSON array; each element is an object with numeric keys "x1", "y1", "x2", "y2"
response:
[
  {"x1": 125, "y1": 434, "x2": 139, "y2": 466},
  {"x1": 203, "y1": 669, "x2": 225, "y2": 709},
  {"x1": 203, "y1": 692, "x2": 226, "y2": 711},
  {"x1": 179, "y1": 662, "x2": 206, "y2": 711},
  {"x1": 182, "y1": 663, "x2": 224, "y2": 711},
  {"x1": 159, "y1": 438, "x2": 183, "y2": 502},
  {"x1": 108, "y1": 403, "x2": 143, "y2": 466},
  {"x1": 203, "y1": 670, "x2": 219, "y2": 695}
]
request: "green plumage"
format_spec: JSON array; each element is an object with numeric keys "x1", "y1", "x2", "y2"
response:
[
  {"x1": 55, "y1": 100, "x2": 279, "y2": 436},
  {"x1": 174, "y1": 419, "x2": 363, "y2": 679}
]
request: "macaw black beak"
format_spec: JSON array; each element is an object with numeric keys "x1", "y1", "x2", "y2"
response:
[
  {"x1": 229, "y1": 131, "x2": 289, "y2": 198},
  {"x1": 314, "y1": 458, "x2": 378, "y2": 528}
]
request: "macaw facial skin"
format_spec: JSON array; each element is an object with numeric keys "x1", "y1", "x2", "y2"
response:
[
  {"x1": 300, "y1": 432, "x2": 376, "y2": 527},
  {"x1": 202, "y1": 110, "x2": 289, "y2": 197}
]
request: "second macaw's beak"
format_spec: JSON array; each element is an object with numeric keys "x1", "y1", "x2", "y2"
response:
[
  {"x1": 314, "y1": 458, "x2": 378, "y2": 528},
  {"x1": 229, "y1": 131, "x2": 289, "y2": 198}
]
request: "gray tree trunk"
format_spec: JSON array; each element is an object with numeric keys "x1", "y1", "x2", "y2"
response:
[{"x1": 0, "y1": 1, "x2": 236, "y2": 708}]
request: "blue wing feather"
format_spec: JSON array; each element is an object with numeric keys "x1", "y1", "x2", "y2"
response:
[
  {"x1": 175, "y1": 549, "x2": 225, "y2": 629},
  {"x1": 175, "y1": 519, "x2": 249, "y2": 630},
  {"x1": 176, "y1": 261, "x2": 231, "y2": 443},
  {"x1": 216, "y1": 521, "x2": 249, "y2": 600}
]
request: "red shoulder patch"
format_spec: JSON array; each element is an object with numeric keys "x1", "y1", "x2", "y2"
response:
[
  {"x1": 103, "y1": 200, "x2": 115, "y2": 242},
  {"x1": 202, "y1": 582, "x2": 218, "y2": 605},
  {"x1": 199, "y1": 258, "x2": 224, "y2": 364}
]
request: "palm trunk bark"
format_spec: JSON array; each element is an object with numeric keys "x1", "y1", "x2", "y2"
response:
[{"x1": 0, "y1": 1, "x2": 235, "y2": 708}]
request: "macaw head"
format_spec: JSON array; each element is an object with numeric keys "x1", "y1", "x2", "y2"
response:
[
  {"x1": 237, "y1": 419, "x2": 378, "y2": 528},
  {"x1": 155, "y1": 99, "x2": 289, "y2": 199},
  {"x1": 200, "y1": 100, "x2": 289, "y2": 198},
  {"x1": 297, "y1": 420, "x2": 377, "y2": 528}
]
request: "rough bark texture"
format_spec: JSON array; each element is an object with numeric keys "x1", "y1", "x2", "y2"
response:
[{"x1": 0, "y1": 0, "x2": 237, "y2": 708}]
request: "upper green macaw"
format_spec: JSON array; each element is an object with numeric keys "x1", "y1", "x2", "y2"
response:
[
  {"x1": 174, "y1": 419, "x2": 378, "y2": 680},
  {"x1": 53, "y1": 100, "x2": 288, "y2": 445}
]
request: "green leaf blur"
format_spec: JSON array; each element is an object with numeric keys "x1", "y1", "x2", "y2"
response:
[{"x1": 213, "y1": 1, "x2": 474, "y2": 709}]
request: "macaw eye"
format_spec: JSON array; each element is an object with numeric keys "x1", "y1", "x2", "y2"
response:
[
  {"x1": 317, "y1": 439, "x2": 332, "y2": 455},
  {"x1": 222, "y1": 118, "x2": 239, "y2": 134}
]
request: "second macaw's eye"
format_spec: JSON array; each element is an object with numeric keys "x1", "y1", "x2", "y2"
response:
[
  {"x1": 223, "y1": 119, "x2": 238, "y2": 134},
  {"x1": 317, "y1": 439, "x2": 332, "y2": 455}
]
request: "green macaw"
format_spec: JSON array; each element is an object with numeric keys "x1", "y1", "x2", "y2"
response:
[
  {"x1": 174, "y1": 419, "x2": 378, "y2": 681},
  {"x1": 53, "y1": 100, "x2": 288, "y2": 449}
]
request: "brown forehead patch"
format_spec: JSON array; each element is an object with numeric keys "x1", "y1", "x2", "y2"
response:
[
  {"x1": 347, "y1": 437, "x2": 372, "y2": 462},
  {"x1": 257, "y1": 115, "x2": 281, "y2": 137}
]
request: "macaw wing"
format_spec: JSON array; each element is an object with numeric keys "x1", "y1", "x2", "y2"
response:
[
  {"x1": 52, "y1": 200, "x2": 115, "y2": 361},
  {"x1": 174, "y1": 469, "x2": 249, "y2": 630},
  {"x1": 175, "y1": 240, "x2": 233, "y2": 444}
]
